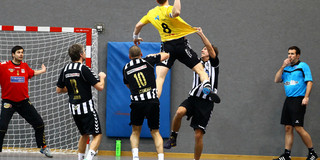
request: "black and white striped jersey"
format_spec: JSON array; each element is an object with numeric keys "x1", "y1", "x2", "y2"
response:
[
  {"x1": 69, "y1": 99, "x2": 95, "y2": 115},
  {"x1": 189, "y1": 56, "x2": 219, "y2": 101},
  {"x1": 123, "y1": 55, "x2": 161, "y2": 102},
  {"x1": 57, "y1": 62, "x2": 100, "y2": 104}
]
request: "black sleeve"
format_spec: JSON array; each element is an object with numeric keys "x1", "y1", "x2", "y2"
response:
[
  {"x1": 56, "y1": 67, "x2": 65, "y2": 88},
  {"x1": 82, "y1": 65, "x2": 100, "y2": 86},
  {"x1": 144, "y1": 54, "x2": 161, "y2": 66},
  {"x1": 123, "y1": 65, "x2": 129, "y2": 84},
  {"x1": 209, "y1": 56, "x2": 219, "y2": 67}
]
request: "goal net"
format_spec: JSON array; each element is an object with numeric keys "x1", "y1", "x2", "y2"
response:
[{"x1": 0, "y1": 25, "x2": 98, "y2": 154}]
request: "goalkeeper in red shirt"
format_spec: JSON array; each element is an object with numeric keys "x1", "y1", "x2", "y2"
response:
[{"x1": 0, "y1": 46, "x2": 53, "y2": 158}]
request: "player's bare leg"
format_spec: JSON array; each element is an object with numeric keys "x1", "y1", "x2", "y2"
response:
[
  {"x1": 164, "y1": 107, "x2": 187, "y2": 149},
  {"x1": 172, "y1": 107, "x2": 187, "y2": 132},
  {"x1": 284, "y1": 125, "x2": 293, "y2": 150},
  {"x1": 150, "y1": 129, "x2": 164, "y2": 160},
  {"x1": 194, "y1": 129, "x2": 204, "y2": 160},
  {"x1": 78, "y1": 135, "x2": 89, "y2": 160},
  {"x1": 156, "y1": 66, "x2": 169, "y2": 98},
  {"x1": 89, "y1": 134, "x2": 102, "y2": 151},
  {"x1": 131, "y1": 125, "x2": 142, "y2": 160}
]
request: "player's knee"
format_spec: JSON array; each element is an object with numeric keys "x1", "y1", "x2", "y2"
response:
[
  {"x1": 294, "y1": 126, "x2": 305, "y2": 134},
  {"x1": 194, "y1": 130, "x2": 204, "y2": 141},
  {"x1": 175, "y1": 107, "x2": 186, "y2": 118},
  {"x1": 284, "y1": 125, "x2": 293, "y2": 132}
]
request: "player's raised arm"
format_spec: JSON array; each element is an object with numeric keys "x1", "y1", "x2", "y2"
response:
[
  {"x1": 34, "y1": 64, "x2": 46, "y2": 76},
  {"x1": 94, "y1": 72, "x2": 106, "y2": 91},
  {"x1": 196, "y1": 27, "x2": 216, "y2": 59},
  {"x1": 172, "y1": 0, "x2": 181, "y2": 17},
  {"x1": 133, "y1": 22, "x2": 147, "y2": 45}
]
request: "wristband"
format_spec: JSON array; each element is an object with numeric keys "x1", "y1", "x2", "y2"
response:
[{"x1": 133, "y1": 33, "x2": 140, "y2": 39}]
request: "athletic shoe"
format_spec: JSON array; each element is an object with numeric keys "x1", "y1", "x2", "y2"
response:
[
  {"x1": 133, "y1": 156, "x2": 139, "y2": 160},
  {"x1": 40, "y1": 147, "x2": 53, "y2": 158},
  {"x1": 202, "y1": 86, "x2": 221, "y2": 103},
  {"x1": 307, "y1": 152, "x2": 318, "y2": 160},
  {"x1": 273, "y1": 154, "x2": 291, "y2": 160},
  {"x1": 164, "y1": 136, "x2": 176, "y2": 149}
]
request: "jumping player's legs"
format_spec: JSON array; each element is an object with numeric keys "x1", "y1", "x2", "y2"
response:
[
  {"x1": 172, "y1": 107, "x2": 187, "y2": 132},
  {"x1": 192, "y1": 62, "x2": 209, "y2": 84},
  {"x1": 194, "y1": 129, "x2": 204, "y2": 160},
  {"x1": 156, "y1": 66, "x2": 170, "y2": 98}
]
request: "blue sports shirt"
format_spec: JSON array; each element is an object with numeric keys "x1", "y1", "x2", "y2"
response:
[{"x1": 282, "y1": 61, "x2": 312, "y2": 97}]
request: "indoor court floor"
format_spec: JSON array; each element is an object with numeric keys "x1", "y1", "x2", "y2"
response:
[
  {"x1": 0, "y1": 152, "x2": 307, "y2": 160},
  {"x1": 0, "y1": 152, "x2": 187, "y2": 160}
]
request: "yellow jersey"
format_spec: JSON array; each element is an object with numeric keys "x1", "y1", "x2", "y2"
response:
[{"x1": 140, "y1": 5, "x2": 197, "y2": 42}]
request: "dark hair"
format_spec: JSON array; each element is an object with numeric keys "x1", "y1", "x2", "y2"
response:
[
  {"x1": 288, "y1": 46, "x2": 301, "y2": 55},
  {"x1": 157, "y1": 0, "x2": 167, "y2": 5},
  {"x1": 204, "y1": 44, "x2": 219, "y2": 56},
  {"x1": 11, "y1": 45, "x2": 24, "y2": 54},
  {"x1": 129, "y1": 45, "x2": 141, "y2": 58},
  {"x1": 68, "y1": 44, "x2": 84, "y2": 61},
  {"x1": 212, "y1": 45, "x2": 219, "y2": 56}
]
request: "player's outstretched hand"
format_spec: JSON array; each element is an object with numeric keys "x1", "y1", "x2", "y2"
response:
[
  {"x1": 195, "y1": 27, "x2": 204, "y2": 36},
  {"x1": 134, "y1": 38, "x2": 143, "y2": 45},
  {"x1": 41, "y1": 64, "x2": 47, "y2": 73}
]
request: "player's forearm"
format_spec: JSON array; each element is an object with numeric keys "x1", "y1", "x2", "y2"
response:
[
  {"x1": 198, "y1": 32, "x2": 216, "y2": 58},
  {"x1": 34, "y1": 69, "x2": 46, "y2": 76},
  {"x1": 274, "y1": 67, "x2": 284, "y2": 83},
  {"x1": 304, "y1": 81, "x2": 313, "y2": 98},
  {"x1": 133, "y1": 22, "x2": 145, "y2": 36},
  {"x1": 56, "y1": 87, "x2": 68, "y2": 93},
  {"x1": 172, "y1": 0, "x2": 181, "y2": 17},
  {"x1": 94, "y1": 79, "x2": 105, "y2": 91}
]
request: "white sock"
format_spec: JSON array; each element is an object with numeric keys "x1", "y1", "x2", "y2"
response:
[
  {"x1": 158, "y1": 153, "x2": 164, "y2": 160},
  {"x1": 85, "y1": 149, "x2": 96, "y2": 160},
  {"x1": 78, "y1": 153, "x2": 85, "y2": 160},
  {"x1": 132, "y1": 148, "x2": 139, "y2": 159}
]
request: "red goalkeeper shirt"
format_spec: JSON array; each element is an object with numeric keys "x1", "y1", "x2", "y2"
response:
[{"x1": 0, "y1": 61, "x2": 34, "y2": 102}]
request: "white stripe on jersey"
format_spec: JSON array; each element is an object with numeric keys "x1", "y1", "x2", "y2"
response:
[
  {"x1": 69, "y1": 99, "x2": 95, "y2": 115},
  {"x1": 140, "y1": 94, "x2": 145, "y2": 101},
  {"x1": 83, "y1": 102, "x2": 88, "y2": 114},
  {"x1": 147, "y1": 92, "x2": 152, "y2": 99},
  {"x1": 73, "y1": 63, "x2": 78, "y2": 69},
  {"x1": 76, "y1": 104, "x2": 81, "y2": 115},
  {"x1": 189, "y1": 59, "x2": 218, "y2": 101},
  {"x1": 89, "y1": 99, "x2": 94, "y2": 112},
  {"x1": 130, "y1": 88, "x2": 158, "y2": 101},
  {"x1": 136, "y1": 59, "x2": 141, "y2": 64}
]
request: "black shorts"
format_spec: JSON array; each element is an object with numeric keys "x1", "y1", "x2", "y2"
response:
[
  {"x1": 281, "y1": 97, "x2": 306, "y2": 126},
  {"x1": 130, "y1": 100, "x2": 160, "y2": 130},
  {"x1": 73, "y1": 108, "x2": 102, "y2": 135},
  {"x1": 158, "y1": 37, "x2": 200, "y2": 69},
  {"x1": 0, "y1": 99, "x2": 44, "y2": 131},
  {"x1": 180, "y1": 96, "x2": 214, "y2": 134}
]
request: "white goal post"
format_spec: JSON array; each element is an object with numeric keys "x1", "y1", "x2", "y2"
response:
[{"x1": 0, "y1": 25, "x2": 98, "y2": 153}]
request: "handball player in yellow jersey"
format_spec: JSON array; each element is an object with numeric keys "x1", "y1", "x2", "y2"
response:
[{"x1": 133, "y1": 0, "x2": 220, "y2": 103}]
